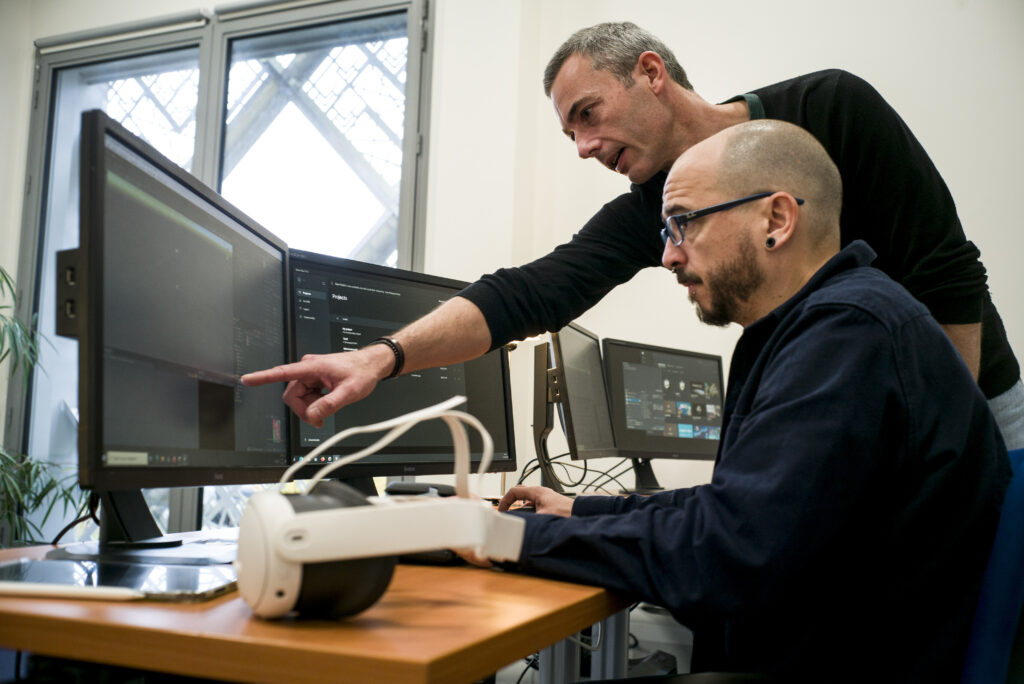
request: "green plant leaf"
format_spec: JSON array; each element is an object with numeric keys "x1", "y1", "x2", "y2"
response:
[{"x1": 0, "y1": 268, "x2": 78, "y2": 546}]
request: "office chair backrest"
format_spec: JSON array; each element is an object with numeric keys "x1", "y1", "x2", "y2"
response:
[{"x1": 960, "y1": 447, "x2": 1024, "y2": 684}]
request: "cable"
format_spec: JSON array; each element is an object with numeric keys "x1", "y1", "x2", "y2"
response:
[
  {"x1": 49, "y1": 492, "x2": 100, "y2": 546},
  {"x1": 567, "y1": 620, "x2": 603, "y2": 651},
  {"x1": 282, "y1": 397, "x2": 495, "y2": 503},
  {"x1": 598, "y1": 466, "x2": 634, "y2": 493},
  {"x1": 551, "y1": 454, "x2": 588, "y2": 488},
  {"x1": 581, "y1": 458, "x2": 628, "y2": 493},
  {"x1": 285, "y1": 398, "x2": 460, "y2": 486},
  {"x1": 516, "y1": 457, "x2": 540, "y2": 485},
  {"x1": 516, "y1": 452, "x2": 576, "y2": 489},
  {"x1": 583, "y1": 458, "x2": 632, "y2": 494},
  {"x1": 519, "y1": 451, "x2": 632, "y2": 493},
  {"x1": 515, "y1": 654, "x2": 538, "y2": 684}
]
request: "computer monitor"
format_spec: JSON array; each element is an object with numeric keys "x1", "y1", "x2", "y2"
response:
[
  {"x1": 532, "y1": 323, "x2": 617, "y2": 492},
  {"x1": 548, "y1": 323, "x2": 618, "y2": 459},
  {"x1": 602, "y1": 338, "x2": 724, "y2": 493},
  {"x1": 288, "y1": 250, "x2": 516, "y2": 491},
  {"x1": 56, "y1": 110, "x2": 516, "y2": 557},
  {"x1": 57, "y1": 110, "x2": 293, "y2": 550}
]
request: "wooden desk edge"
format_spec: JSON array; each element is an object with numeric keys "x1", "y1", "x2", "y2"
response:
[{"x1": 0, "y1": 547, "x2": 631, "y2": 683}]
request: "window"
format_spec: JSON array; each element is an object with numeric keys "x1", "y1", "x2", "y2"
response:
[
  {"x1": 221, "y1": 13, "x2": 411, "y2": 264},
  {"x1": 8, "y1": 0, "x2": 432, "y2": 539}
]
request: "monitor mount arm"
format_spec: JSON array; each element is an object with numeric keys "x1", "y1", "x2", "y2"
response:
[{"x1": 532, "y1": 343, "x2": 566, "y2": 493}]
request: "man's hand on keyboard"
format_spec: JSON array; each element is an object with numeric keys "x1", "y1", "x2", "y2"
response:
[{"x1": 498, "y1": 486, "x2": 573, "y2": 517}]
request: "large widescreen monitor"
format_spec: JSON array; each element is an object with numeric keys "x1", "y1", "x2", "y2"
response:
[
  {"x1": 56, "y1": 110, "x2": 516, "y2": 552},
  {"x1": 602, "y1": 338, "x2": 724, "y2": 492},
  {"x1": 62, "y1": 111, "x2": 292, "y2": 505},
  {"x1": 289, "y1": 250, "x2": 516, "y2": 483}
]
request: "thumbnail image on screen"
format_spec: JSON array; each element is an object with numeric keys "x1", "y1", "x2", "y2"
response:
[
  {"x1": 602, "y1": 338, "x2": 723, "y2": 461},
  {"x1": 289, "y1": 251, "x2": 515, "y2": 472}
]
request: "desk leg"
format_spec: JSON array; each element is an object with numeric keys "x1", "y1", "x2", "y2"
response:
[
  {"x1": 537, "y1": 634, "x2": 580, "y2": 684},
  {"x1": 589, "y1": 610, "x2": 629, "y2": 680}
]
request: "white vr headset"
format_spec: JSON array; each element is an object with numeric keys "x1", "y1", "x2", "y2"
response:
[{"x1": 234, "y1": 396, "x2": 526, "y2": 619}]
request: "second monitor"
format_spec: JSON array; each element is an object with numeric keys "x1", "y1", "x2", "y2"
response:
[
  {"x1": 603, "y1": 338, "x2": 723, "y2": 492},
  {"x1": 539, "y1": 324, "x2": 723, "y2": 494},
  {"x1": 289, "y1": 250, "x2": 517, "y2": 488}
]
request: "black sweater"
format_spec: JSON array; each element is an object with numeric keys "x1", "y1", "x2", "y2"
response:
[{"x1": 459, "y1": 69, "x2": 1019, "y2": 398}]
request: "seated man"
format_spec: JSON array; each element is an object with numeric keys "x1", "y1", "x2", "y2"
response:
[{"x1": 481, "y1": 120, "x2": 1010, "y2": 681}]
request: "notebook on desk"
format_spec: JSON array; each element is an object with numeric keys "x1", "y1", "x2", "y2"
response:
[{"x1": 0, "y1": 557, "x2": 236, "y2": 602}]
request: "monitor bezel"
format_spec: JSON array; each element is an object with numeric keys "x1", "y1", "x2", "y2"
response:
[
  {"x1": 286, "y1": 249, "x2": 518, "y2": 476},
  {"x1": 76, "y1": 109, "x2": 294, "y2": 491},
  {"x1": 601, "y1": 337, "x2": 723, "y2": 462},
  {"x1": 548, "y1": 323, "x2": 619, "y2": 461}
]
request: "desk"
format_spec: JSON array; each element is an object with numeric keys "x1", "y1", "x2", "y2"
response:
[{"x1": 0, "y1": 546, "x2": 630, "y2": 683}]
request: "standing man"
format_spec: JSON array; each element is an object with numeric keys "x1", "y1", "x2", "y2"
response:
[
  {"x1": 242, "y1": 22, "x2": 1022, "y2": 449},
  {"x1": 482, "y1": 120, "x2": 1010, "y2": 680}
]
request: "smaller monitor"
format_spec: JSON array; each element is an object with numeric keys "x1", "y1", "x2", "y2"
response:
[
  {"x1": 602, "y1": 338, "x2": 724, "y2": 492},
  {"x1": 548, "y1": 323, "x2": 617, "y2": 460},
  {"x1": 288, "y1": 250, "x2": 517, "y2": 490},
  {"x1": 531, "y1": 323, "x2": 617, "y2": 493}
]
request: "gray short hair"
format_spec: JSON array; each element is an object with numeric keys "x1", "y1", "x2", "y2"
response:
[{"x1": 543, "y1": 22, "x2": 692, "y2": 96}]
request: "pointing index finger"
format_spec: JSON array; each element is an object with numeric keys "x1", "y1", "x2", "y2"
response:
[{"x1": 240, "y1": 366, "x2": 296, "y2": 387}]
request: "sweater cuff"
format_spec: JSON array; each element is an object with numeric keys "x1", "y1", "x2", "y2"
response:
[
  {"x1": 920, "y1": 293, "x2": 984, "y2": 326},
  {"x1": 571, "y1": 494, "x2": 622, "y2": 517},
  {"x1": 457, "y1": 282, "x2": 507, "y2": 352}
]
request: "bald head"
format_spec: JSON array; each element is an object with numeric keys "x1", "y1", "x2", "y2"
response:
[
  {"x1": 713, "y1": 120, "x2": 842, "y2": 248},
  {"x1": 662, "y1": 120, "x2": 845, "y2": 326}
]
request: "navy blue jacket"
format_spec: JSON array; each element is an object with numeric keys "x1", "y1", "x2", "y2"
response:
[{"x1": 510, "y1": 242, "x2": 1010, "y2": 680}]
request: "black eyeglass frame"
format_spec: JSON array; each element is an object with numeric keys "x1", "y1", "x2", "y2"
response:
[{"x1": 661, "y1": 191, "x2": 805, "y2": 247}]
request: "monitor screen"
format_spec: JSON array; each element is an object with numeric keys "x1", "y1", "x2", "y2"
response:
[
  {"x1": 602, "y1": 338, "x2": 723, "y2": 461},
  {"x1": 69, "y1": 110, "x2": 292, "y2": 492},
  {"x1": 289, "y1": 251, "x2": 516, "y2": 476},
  {"x1": 64, "y1": 111, "x2": 517, "y2": 496},
  {"x1": 548, "y1": 323, "x2": 617, "y2": 459}
]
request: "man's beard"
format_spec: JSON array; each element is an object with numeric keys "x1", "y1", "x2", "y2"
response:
[{"x1": 676, "y1": 234, "x2": 764, "y2": 327}]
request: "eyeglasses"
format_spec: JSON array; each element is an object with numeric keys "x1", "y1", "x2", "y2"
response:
[{"x1": 661, "y1": 192, "x2": 805, "y2": 247}]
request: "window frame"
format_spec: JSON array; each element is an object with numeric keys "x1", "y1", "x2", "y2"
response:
[{"x1": 4, "y1": 0, "x2": 434, "y2": 464}]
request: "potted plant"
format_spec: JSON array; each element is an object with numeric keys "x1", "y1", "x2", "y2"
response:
[{"x1": 0, "y1": 265, "x2": 84, "y2": 547}]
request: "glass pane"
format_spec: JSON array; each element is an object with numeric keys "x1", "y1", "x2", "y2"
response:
[
  {"x1": 221, "y1": 12, "x2": 408, "y2": 266},
  {"x1": 27, "y1": 48, "x2": 201, "y2": 542}
]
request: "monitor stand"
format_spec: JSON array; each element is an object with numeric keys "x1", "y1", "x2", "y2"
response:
[
  {"x1": 46, "y1": 490, "x2": 236, "y2": 566},
  {"x1": 45, "y1": 477, "x2": 381, "y2": 566},
  {"x1": 338, "y1": 476, "x2": 378, "y2": 498},
  {"x1": 621, "y1": 458, "x2": 665, "y2": 496},
  {"x1": 532, "y1": 343, "x2": 566, "y2": 494}
]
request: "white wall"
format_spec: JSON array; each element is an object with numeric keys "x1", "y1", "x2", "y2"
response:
[
  {"x1": 1, "y1": 0, "x2": 1021, "y2": 493},
  {"x1": 426, "y1": 0, "x2": 1024, "y2": 491}
]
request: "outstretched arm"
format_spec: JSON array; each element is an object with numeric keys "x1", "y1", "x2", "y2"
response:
[{"x1": 241, "y1": 296, "x2": 492, "y2": 426}]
